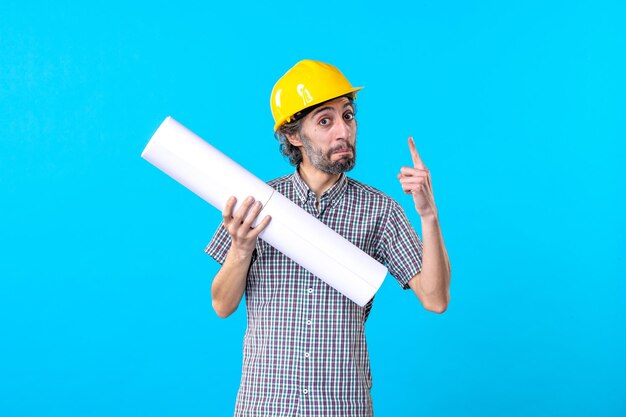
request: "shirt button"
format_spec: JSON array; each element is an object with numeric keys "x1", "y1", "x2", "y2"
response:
[
  {"x1": 304, "y1": 352, "x2": 310, "y2": 358},
  {"x1": 306, "y1": 320, "x2": 312, "y2": 326},
  {"x1": 307, "y1": 288, "x2": 313, "y2": 294},
  {"x1": 302, "y1": 389, "x2": 309, "y2": 395}
]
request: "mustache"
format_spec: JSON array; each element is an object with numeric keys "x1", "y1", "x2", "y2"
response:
[{"x1": 329, "y1": 143, "x2": 355, "y2": 153}]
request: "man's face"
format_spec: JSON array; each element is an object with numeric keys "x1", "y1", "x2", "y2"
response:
[{"x1": 296, "y1": 97, "x2": 357, "y2": 175}]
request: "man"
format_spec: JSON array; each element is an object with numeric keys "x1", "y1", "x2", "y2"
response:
[{"x1": 206, "y1": 59, "x2": 451, "y2": 417}]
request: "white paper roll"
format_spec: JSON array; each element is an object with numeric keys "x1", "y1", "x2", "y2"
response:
[{"x1": 141, "y1": 116, "x2": 387, "y2": 306}]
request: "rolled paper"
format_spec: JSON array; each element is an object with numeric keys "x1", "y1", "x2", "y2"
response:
[{"x1": 141, "y1": 116, "x2": 387, "y2": 306}]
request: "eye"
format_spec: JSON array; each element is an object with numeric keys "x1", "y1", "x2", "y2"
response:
[
  {"x1": 319, "y1": 117, "x2": 330, "y2": 126},
  {"x1": 344, "y1": 112, "x2": 355, "y2": 121}
]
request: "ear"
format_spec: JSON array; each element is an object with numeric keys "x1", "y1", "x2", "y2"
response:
[{"x1": 285, "y1": 132, "x2": 303, "y2": 147}]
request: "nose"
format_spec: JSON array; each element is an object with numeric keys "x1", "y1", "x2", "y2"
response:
[{"x1": 333, "y1": 116, "x2": 353, "y2": 140}]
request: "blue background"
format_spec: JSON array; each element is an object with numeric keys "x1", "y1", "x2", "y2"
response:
[{"x1": 1, "y1": 1, "x2": 624, "y2": 416}]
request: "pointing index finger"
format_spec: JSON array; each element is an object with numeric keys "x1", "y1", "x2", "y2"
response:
[{"x1": 408, "y1": 136, "x2": 426, "y2": 169}]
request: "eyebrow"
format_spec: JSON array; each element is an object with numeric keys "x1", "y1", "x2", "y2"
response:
[{"x1": 310, "y1": 102, "x2": 354, "y2": 118}]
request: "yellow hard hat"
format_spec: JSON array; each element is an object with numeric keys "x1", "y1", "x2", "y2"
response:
[{"x1": 270, "y1": 59, "x2": 363, "y2": 131}]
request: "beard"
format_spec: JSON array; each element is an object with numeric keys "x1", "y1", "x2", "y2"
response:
[{"x1": 299, "y1": 133, "x2": 356, "y2": 175}]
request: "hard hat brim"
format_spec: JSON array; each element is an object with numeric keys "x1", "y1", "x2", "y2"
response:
[{"x1": 273, "y1": 86, "x2": 363, "y2": 132}]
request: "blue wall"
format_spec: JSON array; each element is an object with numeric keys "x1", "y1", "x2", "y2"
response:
[{"x1": 1, "y1": 1, "x2": 624, "y2": 416}]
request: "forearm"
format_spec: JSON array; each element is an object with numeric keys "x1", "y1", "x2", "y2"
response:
[
  {"x1": 211, "y1": 247, "x2": 252, "y2": 318},
  {"x1": 416, "y1": 213, "x2": 451, "y2": 311}
]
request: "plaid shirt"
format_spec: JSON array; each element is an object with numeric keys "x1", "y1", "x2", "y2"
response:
[{"x1": 205, "y1": 167, "x2": 423, "y2": 417}]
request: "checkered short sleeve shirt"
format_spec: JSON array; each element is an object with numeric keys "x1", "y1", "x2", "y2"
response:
[{"x1": 205, "y1": 168, "x2": 423, "y2": 417}]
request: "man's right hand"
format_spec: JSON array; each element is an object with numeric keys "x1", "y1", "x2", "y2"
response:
[{"x1": 222, "y1": 195, "x2": 272, "y2": 256}]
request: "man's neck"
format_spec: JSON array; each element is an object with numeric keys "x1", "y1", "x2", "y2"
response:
[{"x1": 297, "y1": 162, "x2": 342, "y2": 201}]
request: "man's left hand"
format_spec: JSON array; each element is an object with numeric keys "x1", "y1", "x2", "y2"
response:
[{"x1": 397, "y1": 136, "x2": 438, "y2": 219}]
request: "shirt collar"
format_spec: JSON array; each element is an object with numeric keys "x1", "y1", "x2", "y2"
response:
[{"x1": 291, "y1": 166, "x2": 348, "y2": 206}]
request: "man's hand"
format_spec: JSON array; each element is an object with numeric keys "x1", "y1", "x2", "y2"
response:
[
  {"x1": 223, "y1": 196, "x2": 272, "y2": 256},
  {"x1": 211, "y1": 196, "x2": 271, "y2": 318},
  {"x1": 398, "y1": 137, "x2": 450, "y2": 313},
  {"x1": 397, "y1": 137, "x2": 438, "y2": 219}
]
